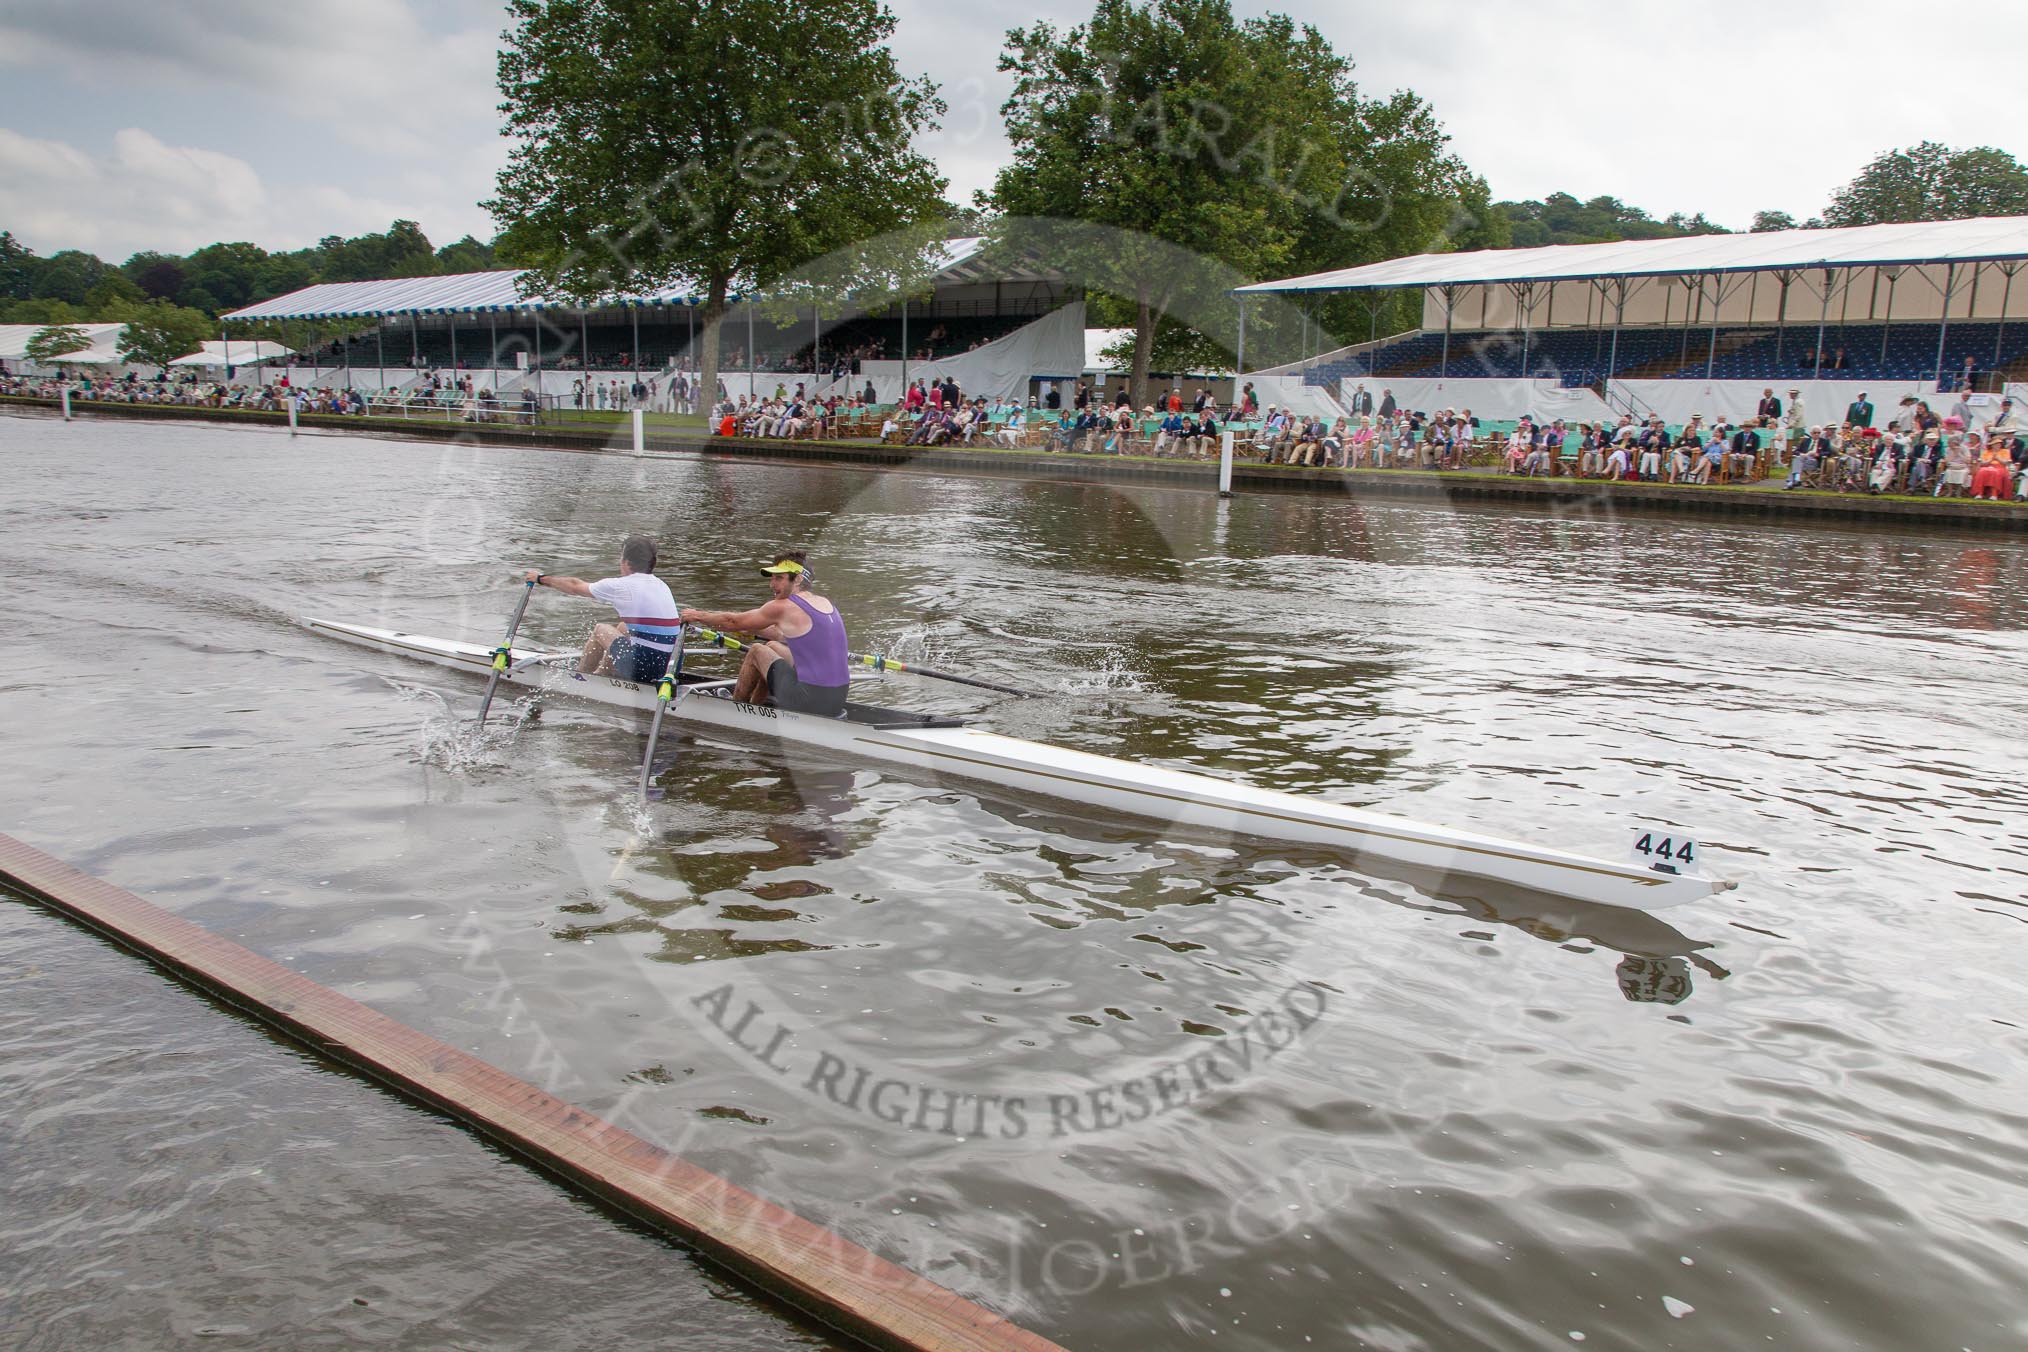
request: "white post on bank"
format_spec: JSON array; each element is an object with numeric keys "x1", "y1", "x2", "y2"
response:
[
  {"x1": 632, "y1": 407, "x2": 645, "y2": 454},
  {"x1": 60, "y1": 385, "x2": 72, "y2": 420},
  {"x1": 288, "y1": 391, "x2": 299, "y2": 437},
  {"x1": 1218, "y1": 429, "x2": 1235, "y2": 497}
]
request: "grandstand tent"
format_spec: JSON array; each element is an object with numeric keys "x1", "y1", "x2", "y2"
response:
[
  {"x1": 220, "y1": 237, "x2": 1077, "y2": 402},
  {"x1": 1232, "y1": 216, "x2": 2028, "y2": 388}
]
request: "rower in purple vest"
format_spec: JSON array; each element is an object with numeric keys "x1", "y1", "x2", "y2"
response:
[{"x1": 680, "y1": 550, "x2": 850, "y2": 716}]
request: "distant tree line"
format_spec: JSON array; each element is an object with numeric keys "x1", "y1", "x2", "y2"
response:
[
  {"x1": 0, "y1": 222, "x2": 494, "y2": 334},
  {"x1": 1503, "y1": 144, "x2": 2028, "y2": 246}
]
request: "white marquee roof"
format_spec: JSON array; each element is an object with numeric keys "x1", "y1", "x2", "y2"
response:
[
  {"x1": 170, "y1": 340, "x2": 295, "y2": 367},
  {"x1": 1235, "y1": 215, "x2": 2028, "y2": 295},
  {"x1": 223, "y1": 237, "x2": 1006, "y2": 321},
  {"x1": 0, "y1": 322, "x2": 125, "y2": 363}
]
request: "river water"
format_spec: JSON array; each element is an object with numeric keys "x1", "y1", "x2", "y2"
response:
[{"x1": 2, "y1": 412, "x2": 2025, "y2": 1351}]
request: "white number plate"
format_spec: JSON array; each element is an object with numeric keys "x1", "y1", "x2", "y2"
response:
[{"x1": 1630, "y1": 829, "x2": 1698, "y2": 875}]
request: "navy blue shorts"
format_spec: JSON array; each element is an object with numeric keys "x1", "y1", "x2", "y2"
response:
[
  {"x1": 607, "y1": 635, "x2": 672, "y2": 683},
  {"x1": 765, "y1": 660, "x2": 848, "y2": 716}
]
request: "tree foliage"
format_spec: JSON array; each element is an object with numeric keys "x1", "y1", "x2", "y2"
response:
[
  {"x1": 1750, "y1": 210, "x2": 1799, "y2": 233},
  {"x1": 1497, "y1": 192, "x2": 1729, "y2": 248},
  {"x1": 0, "y1": 231, "x2": 33, "y2": 301},
  {"x1": 488, "y1": 0, "x2": 946, "y2": 405},
  {"x1": 0, "y1": 222, "x2": 513, "y2": 326},
  {"x1": 991, "y1": 0, "x2": 1491, "y2": 401},
  {"x1": 116, "y1": 301, "x2": 217, "y2": 367},
  {"x1": 25, "y1": 324, "x2": 92, "y2": 365},
  {"x1": 1823, "y1": 142, "x2": 2028, "y2": 227}
]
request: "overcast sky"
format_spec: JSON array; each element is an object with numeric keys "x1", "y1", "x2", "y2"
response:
[{"x1": 0, "y1": 0, "x2": 2019, "y2": 263}]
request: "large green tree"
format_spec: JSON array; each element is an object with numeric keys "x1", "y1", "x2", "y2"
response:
[
  {"x1": 0, "y1": 231, "x2": 34, "y2": 301},
  {"x1": 30, "y1": 250, "x2": 112, "y2": 306},
  {"x1": 992, "y1": 0, "x2": 1489, "y2": 404},
  {"x1": 1823, "y1": 142, "x2": 2028, "y2": 227},
  {"x1": 116, "y1": 301, "x2": 216, "y2": 367},
  {"x1": 488, "y1": 0, "x2": 946, "y2": 407}
]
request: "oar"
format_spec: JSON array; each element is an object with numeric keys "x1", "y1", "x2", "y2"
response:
[
  {"x1": 844, "y1": 651, "x2": 1034, "y2": 698},
  {"x1": 687, "y1": 626, "x2": 1035, "y2": 698},
  {"x1": 638, "y1": 627, "x2": 688, "y2": 799},
  {"x1": 477, "y1": 578, "x2": 537, "y2": 728}
]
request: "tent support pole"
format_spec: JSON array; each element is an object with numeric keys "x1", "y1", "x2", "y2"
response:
[
  {"x1": 900, "y1": 296, "x2": 908, "y2": 395},
  {"x1": 1605, "y1": 278, "x2": 1625, "y2": 384},
  {"x1": 1814, "y1": 267, "x2": 1831, "y2": 378},
  {"x1": 1233, "y1": 294, "x2": 1246, "y2": 386},
  {"x1": 632, "y1": 307, "x2": 640, "y2": 375},
  {"x1": 1441, "y1": 284, "x2": 1453, "y2": 378},
  {"x1": 376, "y1": 324, "x2": 384, "y2": 387},
  {"x1": 1933, "y1": 262, "x2": 1958, "y2": 389},
  {"x1": 451, "y1": 319, "x2": 458, "y2": 372},
  {"x1": 1774, "y1": 273, "x2": 1789, "y2": 365},
  {"x1": 1880, "y1": 270, "x2": 1897, "y2": 363},
  {"x1": 1706, "y1": 274, "x2": 1721, "y2": 378},
  {"x1": 1995, "y1": 265, "x2": 2016, "y2": 364}
]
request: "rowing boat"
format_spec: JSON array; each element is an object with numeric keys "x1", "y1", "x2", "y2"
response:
[{"x1": 306, "y1": 618, "x2": 1735, "y2": 912}]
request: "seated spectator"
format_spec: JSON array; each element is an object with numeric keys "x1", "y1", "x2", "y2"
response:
[
  {"x1": 1938, "y1": 433, "x2": 1973, "y2": 497},
  {"x1": 1971, "y1": 434, "x2": 2011, "y2": 499},
  {"x1": 1048, "y1": 409, "x2": 1076, "y2": 450},
  {"x1": 1865, "y1": 430, "x2": 1899, "y2": 493},
  {"x1": 994, "y1": 407, "x2": 1027, "y2": 448},
  {"x1": 1575, "y1": 424, "x2": 1604, "y2": 478},
  {"x1": 1289, "y1": 417, "x2": 1325, "y2": 466},
  {"x1": 1254, "y1": 407, "x2": 1291, "y2": 460},
  {"x1": 1727, "y1": 422, "x2": 1761, "y2": 481}
]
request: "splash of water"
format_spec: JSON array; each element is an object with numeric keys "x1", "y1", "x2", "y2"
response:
[
  {"x1": 1060, "y1": 647, "x2": 1148, "y2": 695},
  {"x1": 394, "y1": 682, "x2": 536, "y2": 771}
]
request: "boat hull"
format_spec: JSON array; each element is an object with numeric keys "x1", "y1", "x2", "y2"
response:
[{"x1": 305, "y1": 618, "x2": 1732, "y2": 912}]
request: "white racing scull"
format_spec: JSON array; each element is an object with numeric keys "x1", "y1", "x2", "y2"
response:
[{"x1": 306, "y1": 617, "x2": 1736, "y2": 912}]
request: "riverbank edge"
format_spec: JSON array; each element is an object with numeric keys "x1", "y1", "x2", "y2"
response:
[{"x1": 9, "y1": 395, "x2": 2023, "y2": 533}]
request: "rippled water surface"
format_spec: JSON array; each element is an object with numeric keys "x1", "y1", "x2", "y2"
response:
[{"x1": 3, "y1": 412, "x2": 2026, "y2": 1351}]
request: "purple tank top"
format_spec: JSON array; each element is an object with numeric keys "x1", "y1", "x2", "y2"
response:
[{"x1": 783, "y1": 593, "x2": 849, "y2": 688}]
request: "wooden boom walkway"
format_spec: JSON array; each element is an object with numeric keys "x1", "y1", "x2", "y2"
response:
[{"x1": 0, "y1": 833, "x2": 1067, "y2": 1352}]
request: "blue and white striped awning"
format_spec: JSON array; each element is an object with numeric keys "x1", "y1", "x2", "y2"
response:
[{"x1": 219, "y1": 237, "x2": 1040, "y2": 321}]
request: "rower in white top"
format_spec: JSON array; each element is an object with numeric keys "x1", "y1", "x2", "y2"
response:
[{"x1": 522, "y1": 534, "x2": 682, "y2": 681}]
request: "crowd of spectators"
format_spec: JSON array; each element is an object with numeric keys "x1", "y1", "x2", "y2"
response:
[
  {"x1": 0, "y1": 368, "x2": 545, "y2": 423},
  {"x1": 8, "y1": 362, "x2": 2023, "y2": 502}
]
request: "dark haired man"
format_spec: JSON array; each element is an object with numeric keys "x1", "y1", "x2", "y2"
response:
[
  {"x1": 523, "y1": 534, "x2": 681, "y2": 679},
  {"x1": 680, "y1": 552, "x2": 850, "y2": 717}
]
